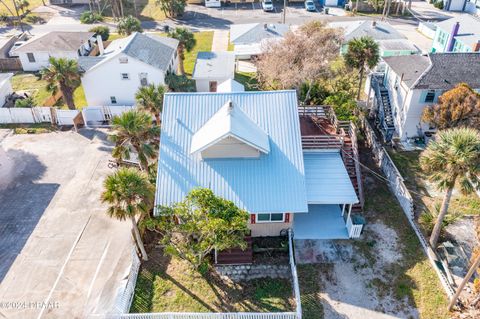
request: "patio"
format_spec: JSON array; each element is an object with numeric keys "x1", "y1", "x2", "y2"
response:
[{"x1": 293, "y1": 205, "x2": 349, "y2": 240}]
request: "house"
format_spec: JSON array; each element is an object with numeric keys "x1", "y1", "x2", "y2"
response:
[
  {"x1": 192, "y1": 52, "x2": 235, "y2": 92},
  {"x1": 229, "y1": 23, "x2": 289, "y2": 59},
  {"x1": 14, "y1": 32, "x2": 97, "y2": 72},
  {"x1": 431, "y1": 15, "x2": 480, "y2": 53},
  {"x1": 329, "y1": 20, "x2": 418, "y2": 57},
  {"x1": 0, "y1": 73, "x2": 13, "y2": 107},
  {"x1": 442, "y1": 0, "x2": 480, "y2": 13},
  {"x1": 217, "y1": 79, "x2": 245, "y2": 93},
  {"x1": 78, "y1": 32, "x2": 179, "y2": 106},
  {"x1": 155, "y1": 91, "x2": 362, "y2": 242},
  {"x1": 366, "y1": 53, "x2": 480, "y2": 142}
]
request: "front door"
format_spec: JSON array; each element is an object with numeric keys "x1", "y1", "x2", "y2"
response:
[{"x1": 209, "y1": 81, "x2": 217, "y2": 92}]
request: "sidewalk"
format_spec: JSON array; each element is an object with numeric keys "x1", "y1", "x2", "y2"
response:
[{"x1": 211, "y1": 29, "x2": 229, "y2": 51}]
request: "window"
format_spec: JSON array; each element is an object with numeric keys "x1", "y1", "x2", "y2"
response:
[
  {"x1": 110, "y1": 96, "x2": 117, "y2": 104},
  {"x1": 424, "y1": 90, "x2": 435, "y2": 103},
  {"x1": 139, "y1": 73, "x2": 148, "y2": 86},
  {"x1": 256, "y1": 213, "x2": 285, "y2": 223},
  {"x1": 437, "y1": 30, "x2": 448, "y2": 46},
  {"x1": 26, "y1": 53, "x2": 35, "y2": 63},
  {"x1": 121, "y1": 73, "x2": 130, "y2": 80},
  {"x1": 119, "y1": 57, "x2": 128, "y2": 63}
]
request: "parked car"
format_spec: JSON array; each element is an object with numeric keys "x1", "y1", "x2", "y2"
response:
[
  {"x1": 8, "y1": 41, "x2": 26, "y2": 57},
  {"x1": 305, "y1": 0, "x2": 316, "y2": 11},
  {"x1": 262, "y1": 0, "x2": 274, "y2": 11}
]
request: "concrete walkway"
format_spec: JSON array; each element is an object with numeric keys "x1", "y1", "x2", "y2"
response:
[{"x1": 211, "y1": 30, "x2": 229, "y2": 51}]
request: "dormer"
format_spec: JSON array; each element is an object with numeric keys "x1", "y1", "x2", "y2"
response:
[{"x1": 190, "y1": 100, "x2": 270, "y2": 159}]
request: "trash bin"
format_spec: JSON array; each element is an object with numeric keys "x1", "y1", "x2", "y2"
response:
[
  {"x1": 163, "y1": 25, "x2": 170, "y2": 33},
  {"x1": 325, "y1": 7, "x2": 329, "y2": 14}
]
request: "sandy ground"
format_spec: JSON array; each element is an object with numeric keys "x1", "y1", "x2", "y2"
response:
[
  {"x1": 296, "y1": 221, "x2": 418, "y2": 319},
  {"x1": 0, "y1": 129, "x2": 134, "y2": 319}
]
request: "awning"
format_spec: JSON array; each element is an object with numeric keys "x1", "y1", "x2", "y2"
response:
[{"x1": 304, "y1": 151, "x2": 359, "y2": 205}]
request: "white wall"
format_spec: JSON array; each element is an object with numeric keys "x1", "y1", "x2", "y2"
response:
[
  {"x1": 195, "y1": 76, "x2": 232, "y2": 92},
  {"x1": 0, "y1": 80, "x2": 12, "y2": 107},
  {"x1": 81, "y1": 53, "x2": 172, "y2": 106},
  {"x1": 447, "y1": 0, "x2": 466, "y2": 11},
  {"x1": 18, "y1": 51, "x2": 79, "y2": 72}
]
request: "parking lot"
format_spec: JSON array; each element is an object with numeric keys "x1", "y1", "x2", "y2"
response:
[{"x1": 0, "y1": 129, "x2": 133, "y2": 318}]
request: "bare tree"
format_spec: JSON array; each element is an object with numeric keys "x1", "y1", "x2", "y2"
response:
[{"x1": 256, "y1": 21, "x2": 343, "y2": 105}]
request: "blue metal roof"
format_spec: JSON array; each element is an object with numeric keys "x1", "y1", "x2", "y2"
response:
[
  {"x1": 155, "y1": 90, "x2": 308, "y2": 214},
  {"x1": 303, "y1": 151, "x2": 359, "y2": 204}
]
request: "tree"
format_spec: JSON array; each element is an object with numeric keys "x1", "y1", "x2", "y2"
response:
[
  {"x1": 420, "y1": 128, "x2": 480, "y2": 248},
  {"x1": 422, "y1": 83, "x2": 480, "y2": 130},
  {"x1": 117, "y1": 15, "x2": 142, "y2": 36},
  {"x1": 156, "y1": 0, "x2": 186, "y2": 18},
  {"x1": 344, "y1": 36, "x2": 380, "y2": 100},
  {"x1": 256, "y1": 21, "x2": 342, "y2": 104},
  {"x1": 168, "y1": 27, "x2": 196, "y2": 75},
  {"x1": 40, "y1": 57, "x2": 81, "y2": 110},
  {"x1": 89, "y1": 25, "x2": 110, "y2": 41},
  {"x1": 101, "y1": 167, "x2": 154, "y2": 261},
  {"x1": 135, "y1": 84, "x2": 167, "y2": 126},
  {"x1": 110, "y1": 110, "x2": 160, "y2": 171},
  {"x1": 143, "y1": 188, "x2": 250, "y2": 270}
]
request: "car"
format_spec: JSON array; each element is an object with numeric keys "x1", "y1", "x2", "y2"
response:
[
  {"x1": 305, "y1": 0, "x2": 316, "y2": 11},
  {"x1": 8, "y1": 41, "x2": 26, "y2": 58},
  {"x1": 262, "y1": 0, "x2": 274, "y2": 12}
]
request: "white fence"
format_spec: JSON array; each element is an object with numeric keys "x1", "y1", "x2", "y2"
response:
[
  {"x1": 83, "y1": 106, "x2": 135, "y2": 127},
  {"x1": 362, "y1": 118, "x2": 455, "y2": 298},
  {"x1": 346, "y1": 216, "x2": 363, "y2": 238},
  {"x1": 0, "y1": 107, "x2": 52, "y2": 124},
  {"x1": 288, "y1": 229, "x2": 302, "y2": 319},
  {"x1": 114, "y1": 249, "x2": 142, "y2": 314}
]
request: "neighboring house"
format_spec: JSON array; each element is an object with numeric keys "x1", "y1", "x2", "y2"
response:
[
  {"x1": 192, "y1": 52, "x2": 235, "y2": 92},
  {"x1": 155, "y1": 91, "x2": 361, "y2": 241},
  {"x1": 78, "y1": 32, "x2": 179, "y2": 106},
  {"x1": 0, "y1": 73, "x2": 13, "y2": 107},
  {"x1": 366, "y1": 53, "x2": 480, "y2": 142},
  {"x1": 230, "y1": 23, "x2": 289, "y2": 59},
  {"x1": 442, "y1": 0, "x2": 480, "y2": 13},
  {"x1": 15, "y1": 32, "x2": 96, "y2": 72},
  {"x1": 329, "y1": 20, "x2": 418, "y2": 57},
  {"x1": 431, "y1": 15, "x2": 480, "y2": 53}
]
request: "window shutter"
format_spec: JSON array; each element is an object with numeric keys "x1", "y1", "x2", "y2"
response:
[
  {"x1": 250, "y1": 214, "x2": 256, "y2": 224},
  {"x1": 285, "y1": 213, "x2": 290, "y2": 223}
]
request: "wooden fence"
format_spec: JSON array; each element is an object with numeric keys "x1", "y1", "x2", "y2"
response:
[
  {"x1": 361, "y1": 117, "x2": 455, "y2": 298},
  {"x1": 0, "y1": 58, "x2": 22, "y2": 72}
]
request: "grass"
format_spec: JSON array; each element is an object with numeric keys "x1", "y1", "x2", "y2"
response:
[
  {"x1": 131, "y1": 250, "x2": 294, "y2": 313},
  {"x1": 297, "y1": 265, "x2": 324, "y2": 319},
  {"x1": 0, "y1": 0, "x2": 44, "y2": 16},
  {"x1": 234, "y1": 72, "x2": 259, "y2": 91},
  {"x1": 361, "y1": 148, "x2": 449, "y2": 319},
  {"x1": 102, "y1": 0, "x2": 167, "y2": 21},
  {"x1": 0, "y1": 123, "x2": 56, "y2": 134},
  {"x1": 11, "y1": 73, "x2": 87, "y2": 109},
  {"x1": 184, "y1": 31, "x2": 214, "y2": 76}
]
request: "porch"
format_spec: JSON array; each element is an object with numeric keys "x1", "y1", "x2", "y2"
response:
[{"x1": 293, "y1": 205, "x2": 349, "y2": 240}]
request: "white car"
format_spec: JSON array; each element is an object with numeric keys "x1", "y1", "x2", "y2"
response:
[
  {"x1": 262, "y1": 0, "x2": 274, "y2": 12},
  {"x1": 9, "y1": 41, "x2": 26, "y2": 58}
]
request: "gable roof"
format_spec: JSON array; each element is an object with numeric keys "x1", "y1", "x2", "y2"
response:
[
  {"x1": 436, "y1": 14, "x2": 480, "y2": 47},
  {"x1": 192, "y1": 51, "x2": 235, "y2": 80},
  {"x1": 330, "y1": 20, "x2": 405, "y2": 42},
  {"x1": 378, "y1": 39, "x2": 419, "y2": 52},
  {"x1": 155, "y1": 90, "x2": 308, "y2": 213},
  {"x1": 16, "y1": 31, "x2": 94, "y2": 53},
  {"x1": 230, "y1": 23, "x2": 289, "y2": 45},
  {"x1": 78, "y1": 32, "x2": 178, "y2": 72},
  {"x1": 384, "y1": 53, "x2": 480, "y2": 90},
  {"x1": 190, "y1": 100, "x2": 270, "y2": 155},
  {"x1": 217, "y1": 79, "x2": 245, "y2": 92}
]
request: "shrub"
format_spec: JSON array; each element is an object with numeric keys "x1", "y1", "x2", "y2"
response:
[
  {"x1": 117, "y1": 15, "x2": 142, "y2": 35},
  {"x1": 433, "y1": 0, "x2": 444, "y2": 9},
  {"x1": 165, "y1": 73, "x2": 195, "y2": 92},
  {"x1": 419, "y1": 202, "x2": 461, "y2": 234},
  {"x1": 89, "y1": 25, "x2": 110, "y2": 41},
  {"x1": 14, "y1": 96, "x2": 34, "y2": 108},
  {"x1": 80, "y1": 11, "x2": 103, "y2": 24},
  {"x1": 324, "y1": 91, "x2": 357, "y2": 121}
]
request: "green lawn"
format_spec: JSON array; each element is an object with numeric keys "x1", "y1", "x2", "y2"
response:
[
  {"x1": 11, "y1": 73, "x2": 87, "y2": 109},
  {"x1": 131, "y1": 249, "x2": 294, "y2": 313},
  {"x1": 101, "y1": 0, "x2": 167, "y2": 21},
  {"x1": 0, "y1": 0, "x2": 44, "y2": 16},
  {"x1": 297, "y1": 265, "x2": 324, "y2": 319},
  {"x1": 235, "y1": 72, "x2": 259, "y2": 91},
  {"x1": 362, "y1": 154, "x2": 449, "y2": 319},
  {"x1": 184, "y1": 31, "x2": 214, "y2": 76}
]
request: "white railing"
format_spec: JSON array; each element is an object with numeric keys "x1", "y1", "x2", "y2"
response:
[
  {"x1": 92, "y1": 313, "x2": 298, "y2": 319},
  {"x1": 82, "y1": 105, "x2": 135, "y2": 127},
  {"x1": 0, "y1": 107, "x2": 52, "y2": 124},
  {"x1": 288, "y1": 229, "x2": 302, "y2": 319},
  {"x1": 346, "y1": 215, "x2": 362, "y2": 239},
  {"x1": 362, "y1": 116, "x2": 455, "y2": 298},
  {"x1": 301, "y1": 135, "x2": 343, "y2": 149},
  {"x1": 114, "y1": 249, "x2": 142, "y2": 313}
]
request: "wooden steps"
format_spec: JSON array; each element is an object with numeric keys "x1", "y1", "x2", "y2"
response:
[{"x1": 215, "y1": 236, "x2": 253, "y2": 265}]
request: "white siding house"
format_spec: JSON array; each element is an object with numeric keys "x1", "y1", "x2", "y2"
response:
[
  {"x1": 79, "y1": 33, "x2": 179, "y2": 106},
  {"x1": 15, "y1": 32, "x2": 96, "y2": 72},
  {"x1": 192, "y1": 52, "x2": 235, "y2": 92}
]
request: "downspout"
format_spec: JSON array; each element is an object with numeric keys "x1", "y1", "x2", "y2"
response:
[{"x1": 446, "y1": 22, "x2": 460, "y2": 52}]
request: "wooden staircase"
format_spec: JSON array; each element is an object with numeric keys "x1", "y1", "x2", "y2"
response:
[
  {"x1": 215, "y1": 235, "x2": 253, "y2": 265},
  {"x1": 341, "y1": 135, "x2": 363, "y2": 213}
]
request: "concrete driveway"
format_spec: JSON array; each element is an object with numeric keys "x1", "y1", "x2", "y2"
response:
[{"x1": 0, "y1": 129, "x2": 133, "y2": 319}]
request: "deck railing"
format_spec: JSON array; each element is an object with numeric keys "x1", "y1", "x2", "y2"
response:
[
  {"x1": 346, "y1": 215, "x2": 363, "y2": 238},
  {"x1": 301, "y1": 135, "x2": 343, "y2": 149}
]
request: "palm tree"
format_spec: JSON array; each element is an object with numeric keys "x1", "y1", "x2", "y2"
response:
[
  {"x1": 135, "y1": 84, "x2": 167, "y2": 126},
  {"x1": 101, "y1": 167, "x2": 154, "y2": 261},
  {"x1": 110, "y1": 110, "x2": 160, "y2": 171},
  {"x1": 40, "y1": 57, "x2": 81, "y2": 110},
  {"x1": 344, "y1": 36, "x2": 380, "y2": 100},
  {"x1": 168, "y1": 27, "x2": 196, "y2": 75},
  {"x1": 117, "y1": 15, "x2": 142, "y2": 36},
  {"x1": 420, "y1": 128, "x2": 480, "y2": 248}
]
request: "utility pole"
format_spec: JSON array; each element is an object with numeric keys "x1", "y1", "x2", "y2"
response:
[
  {"x1": 448, "y1": 254, "x2": 480, "y2": 311},
  {"x1": 283, "y1": 0, "x2": 286, "y2": 24}
]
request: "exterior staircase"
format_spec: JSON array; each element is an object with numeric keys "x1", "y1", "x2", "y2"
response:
[
  {"x1": 372, "y1": 74, "x2": 396, "y2": 142},
  {"x1": 215, "y1": 235, "x2": 253, "y2": 265}
]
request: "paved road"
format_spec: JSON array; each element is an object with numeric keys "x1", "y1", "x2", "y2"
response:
[{"x1": 0, "y1": 130, "x2": 133, "y2": 319}]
